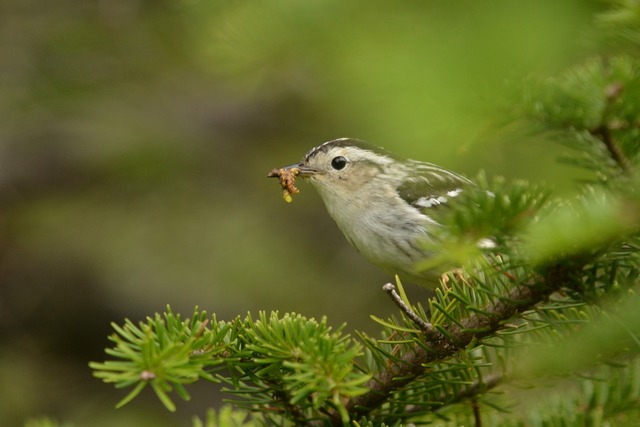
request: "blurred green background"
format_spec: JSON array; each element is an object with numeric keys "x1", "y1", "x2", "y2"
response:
[{"x1": 0, "y1": 0, "x2": 603, "y2": 425}]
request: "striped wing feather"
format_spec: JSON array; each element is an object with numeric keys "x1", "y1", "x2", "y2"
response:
[{"x1": 396, "y1": 161, "x2": 471, "y2": 214}]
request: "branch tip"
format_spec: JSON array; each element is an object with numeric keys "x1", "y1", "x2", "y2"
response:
[{"x1": 383, "y1": 283, "x2": 433, "y2": 333}]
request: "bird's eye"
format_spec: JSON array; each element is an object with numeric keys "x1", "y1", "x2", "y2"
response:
[{"x1": 331, "y1": 156, "x2": 347, "y2": 170}]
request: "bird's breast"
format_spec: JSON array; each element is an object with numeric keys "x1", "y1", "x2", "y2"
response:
[{"x1": 323, "y1": 191, "x2": 432, "y2": 275}]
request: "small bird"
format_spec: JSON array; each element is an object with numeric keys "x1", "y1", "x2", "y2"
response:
[{"x1": 270, "y1": 137, "x2": 473, "y2": 285}]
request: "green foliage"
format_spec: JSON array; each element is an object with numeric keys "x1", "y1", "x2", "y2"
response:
[
  {"x1": 598, "y1": 0, "x2": 640, "y2": 49},
  {"x1": 89, "y1": 307, "x2": 229, "y2": 411},
  {"x1": 522, "y1": 56, "x2": 638, "y2": 130},
  {"x1": 518, "y1": 55, "x2": 640, "y2": 184},
  {"x1": 425, "y1": 362, "x2": 640, "y2": 427},
  {"x1": 91, "y1": 310, "x2": 368, "y2": 424},
  {"x1": 524, "y1": 186, "x2": 640, "y2": 265},
  {"x1": 223, "y1": 312, "x2": 369, "y2": 424}
]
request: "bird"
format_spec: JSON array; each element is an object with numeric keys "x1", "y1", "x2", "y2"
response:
[{"x1": 269, "y1": 137, "x2": 474, "y2": 286}]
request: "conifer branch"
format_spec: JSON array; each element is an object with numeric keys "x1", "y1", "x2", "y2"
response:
[
  {"x1": 591, "y1": 123, "x2": 632, "y2": 175},
  {"x1": 271, "y1": 385, "x2": 309, "y2": 425},
  {"x1": 404, "y1": 372, "x2": 504, "y2": 417},
  {"x1": 472, "y1": 398, "x2": 482, "y2": 427},
  {"x1": 591, "y1": 79, "x2": 632, "y2": 175},
  {"x1": 335, "y1": 263, "x2": 582, "y2": 424},
  {"x1": 383, "y1": 283, "x2": 433, "y2": 333}
]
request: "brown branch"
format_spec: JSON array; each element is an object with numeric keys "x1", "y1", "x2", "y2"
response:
[
  {"x1": 591, "y1": 124, "x2": 632, "y2": 175},
  {"x1": 325, "y1": 261, "x2": 585, "y2": 426},
  {"x1": 403, "y1": 372, "x2": 504, "y2": 418},
  {"x1": 343, "y1": 282, "x2": 543, "y2": 420},
  {"x1": 383, "y1": 283, "x2": 433, "y2": 333},
  {"x1": 472, "y1": 398, "x2": 482, "y2": 427},
  {"x1": 591, "y1": 82, "x2": 632, "y2": 175}
]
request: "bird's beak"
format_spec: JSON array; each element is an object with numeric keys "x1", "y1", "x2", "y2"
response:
[{"x1": 282, "y1": 163, "x2": 317, "y2": 177}]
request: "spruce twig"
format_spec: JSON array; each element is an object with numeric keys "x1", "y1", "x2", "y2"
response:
[
  {"x1": 403, "y1": 372, "x2": 504, "y2": 417},
  {"x1": 590, "y1": 123, "x2": 632, "y2": 175},
  {"x1": 383, "y1": 283, "x2": 433, "y2": 333},
  {"x1": 329, "y1": 262, "x2": 584, "y2": 425},
  {"x1": 472, "y1": 398, "x2": 482, "y2": 427}
]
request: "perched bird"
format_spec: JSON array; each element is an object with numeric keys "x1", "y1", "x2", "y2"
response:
[{"x1": 270, "y1": 137, "x2": 474, "y2": 285}]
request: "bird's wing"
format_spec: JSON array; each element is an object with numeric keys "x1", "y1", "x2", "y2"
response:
[{"x1": 396, "y1": 161, "x2": 471, "y2": 214}]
